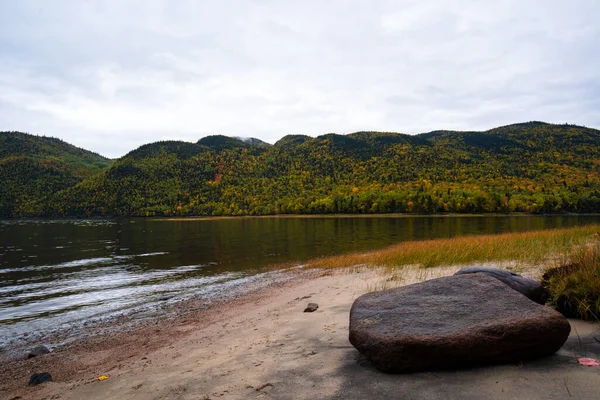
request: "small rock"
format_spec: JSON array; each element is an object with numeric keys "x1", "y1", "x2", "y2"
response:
[
  {"x1": 29, "y1": 372, "x2": 52, "y2": 386},
  {"x1": 304, "y1": 303, "x2": 319, "y2": 312},
  {"x1": 27, "y1": 345, "x2": 50, "y2": 359}
]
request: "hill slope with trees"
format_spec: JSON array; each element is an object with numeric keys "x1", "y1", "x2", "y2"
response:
[
  {"x1": 3, "y1": 122, "x2": 600, "y2": 217},
  {"x1": 0, "y1": 132, "x2": 113, "y2": 216}
]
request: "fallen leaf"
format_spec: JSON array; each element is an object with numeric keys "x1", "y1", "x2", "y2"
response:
[
  {"x1": 98, "y1": 375, "x2": 110, "y2": 381},
  {"x1": 578, "y1": 357, "x2": 600, "y2": 366}
]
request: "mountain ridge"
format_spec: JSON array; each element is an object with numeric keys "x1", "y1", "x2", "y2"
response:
[
  {"x1": 2, "y1": 122, "x2": 599, "y2": 217},
  {"x1": 0, "y1": 131, "x2": 113, "y2": 216}
]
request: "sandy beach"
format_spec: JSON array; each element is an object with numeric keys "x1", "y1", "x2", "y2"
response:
[{"x1": 3, "y1": 265, "x2": 600, "y2": 400}]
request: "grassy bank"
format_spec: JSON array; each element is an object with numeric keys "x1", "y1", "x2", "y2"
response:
[
  {"x1": 305, "y1": 225, "x2": 600, "y2": 270},
  {"x1": 543, "y1": 241, "x2": 600, "y2": 320}
]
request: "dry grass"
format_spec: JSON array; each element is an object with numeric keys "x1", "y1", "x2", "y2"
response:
[
  {"x1": 543, "y1": 239, "x2": 600, "y2": 321},
  {"x1": 305, "y1": 225, "x2": 600, "y2": 270},
  {"x1": 363, "y1": 264, "x2": 462, "y2": 292}
]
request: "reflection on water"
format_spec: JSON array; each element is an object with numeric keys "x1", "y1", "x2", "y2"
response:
[{"x1": 0, "y1": 215, "x2": 599, "y2": 344}]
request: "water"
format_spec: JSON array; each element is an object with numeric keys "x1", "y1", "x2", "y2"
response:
[{"x1": 1, "y1": 215, "x2": 599, "y2": 345}]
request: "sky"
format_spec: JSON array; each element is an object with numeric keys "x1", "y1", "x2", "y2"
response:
[{"x1": 1, "y1": 1, "x2": 599, "y2": 158}]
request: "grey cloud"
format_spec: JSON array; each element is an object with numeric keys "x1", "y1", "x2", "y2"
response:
[{"x1": 0, "y1": 0, "x2": 599, "y2": 157}]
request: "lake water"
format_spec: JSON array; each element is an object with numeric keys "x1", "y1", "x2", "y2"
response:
[{"x1": 1, "y1": 215, "x2": 599, "y2": 346}]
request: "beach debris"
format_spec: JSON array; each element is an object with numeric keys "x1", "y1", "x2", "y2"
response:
[
  {"x1": 578, "y1": 357, "x2": 600, "y2": 366},
  {"x1": 27, "y1": 345, "x2": 50, "y2": 359},
  {"x1": 455, "y1": 266, "x2": 547, "y2": 304},
  {"x1": 304, "y1": 303, "x2": 319, "y2": 312},
  {"x1": 28, "y1": 372, "x2": 52, "y2": 386},
  {"x1": 350, "y1": 274, "x2": 570, "y2": 373},
  {"x1": 98, "y1": 375, "x2": 110, "y2": 381}
]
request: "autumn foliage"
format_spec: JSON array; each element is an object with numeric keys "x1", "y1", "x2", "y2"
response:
[{"x1": 2, "y1": 121, "x2": 600, "y2": 217}]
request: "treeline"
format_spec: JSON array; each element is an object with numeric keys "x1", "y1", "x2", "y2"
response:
[
  {"x1": 0, "y1": 132, "x2": 112, "y2": 216},
  {"x1": 2, "y1": 122, "x2": 600, "y2": 217}
]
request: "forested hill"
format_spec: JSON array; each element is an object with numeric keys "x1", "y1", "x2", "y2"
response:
[
  {"x1": 4, "y1": 122, "x2": 600, "y2": 217},
  {"x1": 0, "y1": 131, "x2": 113, "y2": 216}
]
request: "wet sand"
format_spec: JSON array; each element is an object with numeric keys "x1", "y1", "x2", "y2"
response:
[{"x1": 3, "y1": 265, "x2": 600, "y2": 400}]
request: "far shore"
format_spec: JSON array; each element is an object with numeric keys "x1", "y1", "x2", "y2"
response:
[
  {"x1": 6, "y1": 212, "x2": 600, "y2": 221},
  {"x1": 3, "y1": 263, "x2": 600, "y2": 400},
  {"x1": 150, "y1": 212, "x2": 600, "y2": 222}
]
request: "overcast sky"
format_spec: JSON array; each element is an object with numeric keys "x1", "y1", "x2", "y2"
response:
[{"x1": 1, "y1": 1, "x2": 598, "y2": 158}]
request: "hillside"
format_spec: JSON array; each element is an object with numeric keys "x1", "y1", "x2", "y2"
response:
[
  {"x1": 0, "y1": 131, "x2": 113, "y2": 216},
  {"x1": 5, "y1": 122, "x2": 600, "y2": 217}
]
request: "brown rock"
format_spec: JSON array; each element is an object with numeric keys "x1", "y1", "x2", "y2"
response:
[
  {"x1": 304, "y1": 303, "x2": 319, "y2": 312},
  {"x1": 349, "y1": 274, "x2": 570, "y2": 373}
]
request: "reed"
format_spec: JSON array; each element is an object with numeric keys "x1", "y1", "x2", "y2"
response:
[
  {"x1": 305, "y1": 225, "x2": 600, "y2": 270},
  {"x1": 543, "y1": 239, "x2": 600, "y2": 321}
]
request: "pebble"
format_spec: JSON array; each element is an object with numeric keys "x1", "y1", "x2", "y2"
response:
[
  {"x1": 27, "y1": 345, "x2": 50, "y2": 359},
  {"x1": 29, "y1": 372, "x2": 52, "y2": 386}
]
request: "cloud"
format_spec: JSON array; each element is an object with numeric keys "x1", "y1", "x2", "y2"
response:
[{"x1": 0, "y1": 0, "x2": 599, "y2": 158}]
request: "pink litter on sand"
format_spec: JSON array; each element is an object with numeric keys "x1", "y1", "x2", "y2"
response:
[{"x1": 578, "y1": 358, "x2": 600, "y2": 366}]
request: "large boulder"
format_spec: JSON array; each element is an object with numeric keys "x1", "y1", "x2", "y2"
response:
[
  {"x1": 349, "y1": 274, "x2": 570, "y2": 373},
  {"x1": 454, "y1": 266, "x2": 547, "y2": 304}
]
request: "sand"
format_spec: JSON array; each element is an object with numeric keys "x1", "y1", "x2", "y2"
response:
[{"x1": 3, "y1": 265, "x2": 600, "y2": 400}]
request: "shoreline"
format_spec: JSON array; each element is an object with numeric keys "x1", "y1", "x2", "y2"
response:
[
  {"x1": 3, "y1": 212, "x2": 600, "y2": 222},
  {"x1": 4, "y1": 223, "x2": 597, "y2": 365},
  {"x1": 0, "y1": 267, "x2": 307, "y2": 355},
  {"x1": 3, "y1": 264, "x2": 600, "y2": 400},
  {"x1": 0, "y1": 267, "x2": 322, "y2": 398}
]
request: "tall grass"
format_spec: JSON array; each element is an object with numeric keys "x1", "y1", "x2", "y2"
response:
[
  {"x1": 543, "y1": 240, "x2": 600, "y2": 321},
  {"x1": 305, "y1": 225, "x2": 600, "y2": 270}
]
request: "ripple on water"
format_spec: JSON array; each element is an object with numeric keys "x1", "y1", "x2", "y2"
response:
[{"x1": 0, "y1": 268, "x2": 294, "y2": 349}]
